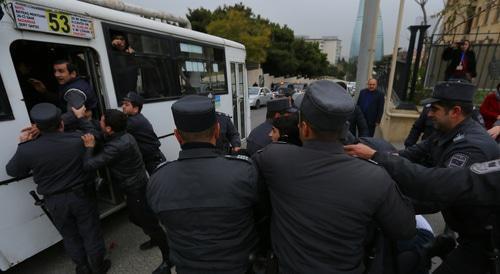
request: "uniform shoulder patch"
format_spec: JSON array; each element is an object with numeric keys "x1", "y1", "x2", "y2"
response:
[
  {"x1": 447, "y1": 153, "x2": 470, "y2": 168},
  {"x1": 470, "y1": 160, "x2": 500, "y2": 174},
  {"x1": 225, "y1": 154, "x2": 252, "y2": 164},
  {"x1": 452, "y1": 133, "x2": 465, "y2": 143}
]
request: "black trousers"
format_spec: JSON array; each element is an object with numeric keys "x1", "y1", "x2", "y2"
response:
[
  {"x1": 126, "y1": 187, "x2": 169, "y2": 261},
  {"x1": 45, "y1": 191, "x2": 106, "y2": 267},
  {"x1": 433, "y1": 239, "x2": 490, "y2": 274}
]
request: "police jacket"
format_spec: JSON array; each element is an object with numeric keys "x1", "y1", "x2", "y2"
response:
[
  {"x1": 127, "y1": 113, "x2": 162, "y2": 160},
  {"x1": 400, "y1": 117, "x2": 500, "y2": 239},
  {"x1": 372, "y1": 152, "x2": 500, "y2": 206},
  {"x1": 246, "y1": 120, "x2": 272, "y2": 156},
  {"x1": 215, "y1": 112, "x2": 241, "y2": 152},
  {"x1": 253, "y1": 141, "x2": 416, "y2": 273},
  {"x1": 147, "y1": 143, "x2": 258, "y2": 273},
  {"x1": 404, "y1": 107, "x2": 434, "y2": 148},
  {"x1": 6, "y1": 131, "x2": 94, "y2": 196},
  {"x1": 83, "y1": 131, "x2": 147, "y2": 192}
]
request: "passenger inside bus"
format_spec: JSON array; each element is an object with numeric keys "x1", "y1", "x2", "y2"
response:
[{"x1": 110, "y1": 34, "x2": 135, "y2": 54}]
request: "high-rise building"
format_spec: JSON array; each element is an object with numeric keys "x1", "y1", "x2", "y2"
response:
[
  {"x1": 349, "y1": 0, "x2": 384, "y2": 62},
  {"x1": 303, "y1": 36, "x2": 342, "y2": 65}
]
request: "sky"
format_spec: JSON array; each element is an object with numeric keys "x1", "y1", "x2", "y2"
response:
[{"x1": 125, "y1": 0, "x2": 444, "y2": 58}]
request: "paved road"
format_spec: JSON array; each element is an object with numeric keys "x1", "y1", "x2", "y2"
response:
[{"x1": 5, "y1": 106, "x2": 444, "y2": 273}]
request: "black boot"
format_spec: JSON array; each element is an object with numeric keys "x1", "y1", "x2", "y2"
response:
[
  {"x1": 152, "y1": 260, "x2": 172, "y2": 274},
  {"x1": 88, "y1": 255, "x2": 111, "y2": 274},
  {"x1": 75, "y1": 264, "x2": 91, "y2": 274}
]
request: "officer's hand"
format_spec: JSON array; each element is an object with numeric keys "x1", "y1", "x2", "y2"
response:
[
  {"x1": 344, "y1": 143, "x2": 376, "y2": 159},
  {"x1": 18, "y1": 130, "x2": 33, "y2": 143},
  {"x1": 488, "y1": 125, "x2": 500, "y2": 139},
  {"x1": 72, "y1": 106, "x2": 87, "y2": 119},
  {"x1": 20, "y1": 124, "x2": 40, "y2": 139},
  {"x1": 81, "y1": 133, "x2": 95, "y2": 148},
  {"x1": 232, "y1": 147, "x2": 241, "y2": 152}
]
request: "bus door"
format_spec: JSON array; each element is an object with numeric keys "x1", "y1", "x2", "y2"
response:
[
  {"x1": 231, "y1": 62, "x2": 248, "y2": 139},
  {"x1": 10, "y1": 40, "x2": 124, "y2": 213}
]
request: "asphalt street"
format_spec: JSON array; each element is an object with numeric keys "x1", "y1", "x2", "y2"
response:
[{"x1": 5, "y1": 106, "x2": 445, "y2": 273}]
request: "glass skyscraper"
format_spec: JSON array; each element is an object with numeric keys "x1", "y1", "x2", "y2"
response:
[{"x1": 349, "y1": 0, "x2": 384, "y2": 62}]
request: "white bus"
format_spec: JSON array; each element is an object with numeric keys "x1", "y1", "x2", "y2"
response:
[{"x1": 0, "y1": 0, "x2": 250, "y2": 270}]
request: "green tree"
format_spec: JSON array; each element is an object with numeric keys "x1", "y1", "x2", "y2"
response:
[
  {"x1": 207, "y1": 10, "x2": 271, "y2": 64},
  {"x1": 293, "y1": 39, "x2": 329, "y2": 78},
  {"x1": 262, "y1": 23, "x2": 298, "y2": 76},
  {"x1": 186, "y1": 7, "x2": 213, "y2": 33}
]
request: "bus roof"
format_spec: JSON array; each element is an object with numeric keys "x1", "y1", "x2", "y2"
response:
[{"x1": 17, "y1": 0, "x2": 246, "y2": 50}]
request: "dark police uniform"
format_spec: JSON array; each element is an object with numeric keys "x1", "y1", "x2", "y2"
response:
[
  {"x1": 6, "y1": 103, "x2": 107, "y2": 274},
  {"x1": 58, "y1": 77, "x2": 98, "y2": 113},
  {"x1": 253, "y1": 81, "x2": 416, "y2": 273},
  {"x1": 215, "y1": 111, "x2": 241, "y2": 153},
  {"x1": 81, "y1": 111, "x2": 170, "y2": 273},
  {"x1": 122, "y1": 92, "x2": 166, "y2": 174},
  {"x1": 246, "y1": 98, "x2": 290, "y2": 156},
  {"x1": 147, "y1": 95, "x2": 259, "y2": 274},
  {"x1": 399, "y1": 82, "x2": 500, "y2": 274}
]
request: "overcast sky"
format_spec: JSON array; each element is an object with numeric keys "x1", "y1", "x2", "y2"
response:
[{"x1": 126, "y1": 0, "x2": 444, "y2": 58}]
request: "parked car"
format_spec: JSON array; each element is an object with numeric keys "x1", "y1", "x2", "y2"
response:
[{"x1": 248, "y1": 87, "x2": 273, "y2": 108}]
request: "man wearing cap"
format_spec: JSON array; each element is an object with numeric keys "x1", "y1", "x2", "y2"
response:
[
  {"x1": 6, "y1": 103, "x2": 109, "y2": 274},
  {"x1": 147, "y1": 95, "x2": 259, "y2": 274},
  {"x1": 122, "y1": 92, "x2": 166, "y2": 175},
  {"x1": 246, "y1": 98, "x2": 291, "y2": 156},
  {"x1": 253, "y1": 80, "x2": 416, "y2": 273},
  {"x1": 353, "y1": 81, "x2": 500, "y2": 273},
  {"x1": 81, "y1": 110, "x2": 171, "y2": 274}
]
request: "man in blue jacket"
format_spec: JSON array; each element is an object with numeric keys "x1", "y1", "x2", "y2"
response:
[{"x1": 357, "y1": 78, "x2": 385, "y2": 137}]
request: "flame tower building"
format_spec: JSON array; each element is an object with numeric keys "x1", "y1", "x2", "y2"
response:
[{"x1": 349, "y1": 0, "x2": 384, "y2": 62}]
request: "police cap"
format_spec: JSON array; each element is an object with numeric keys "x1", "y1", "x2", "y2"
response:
[
  {"x1": 122, "y1": 92, "x2": 144, "y2": 107},
  {"x1": 30, "y1": 103, "x2": 61, "y2": 128},
  {"x1": 299, "y1": 80, "x2": 354, "y2": 131},
  {"x1": 63, "y1": 88, "x2": 86, "y2": 109},
  {"x1": 171, "y1": 95, "x2": 216, "y2": 132},
  {"x1": 421, "y1": 81, "x2": 475, "y2": 105},
  {"x1": 267, "y1": 98, "x2": 290, "y2": 113}
]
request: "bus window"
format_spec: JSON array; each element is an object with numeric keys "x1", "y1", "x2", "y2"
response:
[
  {"x1": 178, "y1": 42, "x2": 227, "y2": 96},
  {"x1": 0, "y1": 74, "x2": 14, "y2": 121},
  {"x1": 107, "y1": 28, "x2": 177, "y2": 103},
  {"x1": 10, "y1": 40, "x2": 101, "y2": 114}
]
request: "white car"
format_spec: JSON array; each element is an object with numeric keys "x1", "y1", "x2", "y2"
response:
[{"x1": 249, "y1": 87, "x2": 273, "y2": 108}]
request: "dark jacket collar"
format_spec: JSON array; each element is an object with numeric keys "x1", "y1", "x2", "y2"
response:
[
  {"x1": 302, "y1": 140, "x2": 345, "y2": 154},
  {"x1": 179, "y1": 142, "x2": 220, "y2": 160},
  {"x1": 437, "y1": 117, "x2": 473, "y2": 147}
]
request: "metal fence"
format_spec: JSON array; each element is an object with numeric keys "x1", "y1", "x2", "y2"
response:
[{"x1": 423, "y1": 32, "x2": 500, "y2": 91}]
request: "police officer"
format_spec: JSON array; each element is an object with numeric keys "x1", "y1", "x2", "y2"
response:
[
  {"x1": 253, "y1": 80, "x2": 416, "y2": 273},
  {"x1": 246, "y1": 98, "x2": 290, "y2": 156},
  {"x1": 353, "y1": 81, "x2": 500, "y2": 274},
  {"x1": 147, "y1": 95, "x2": 259, "y2": 274},
  {"x1": 215, "y1": 111, "x2": 241, "y2": 153},
  {"x1": 81, "y1": 110, "x2": 170, "y2": 274},
  {"x1": 121, "y1": 92, "x2": 166, "y2": 175},
  {"x1": 345, "y1": 143, "x2": 500, "y2": 206},
  {"x1": 6, "y1": 103, "x2": 109, "y2": 274}
]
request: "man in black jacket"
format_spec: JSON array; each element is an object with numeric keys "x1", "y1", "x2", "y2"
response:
[
  {"x1": 253, "y1": 80, "x2": 415, "y2": 273},
  {"x1": 121, "y1": 92, "x2": 165, "y2": 174},
  {"x1": 81, "y1": 110, "x2": 171, "y2": 274},
  {"x1": 6, "y1": 103, "x2": 109, "y2": 274},
  {"x1": 148, "y1": 95, "x2": 259, "y2": 274}
]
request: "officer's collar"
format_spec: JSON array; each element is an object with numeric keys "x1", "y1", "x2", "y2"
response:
[
  {"x1": 436, "y1": 117, "x2": 473, "y2": 146},
  {"x1": 302, "y1": 140, "x2": 344, "y2": 154},
  {"x1": 179, "y1": 142, "x2": 220, "y2": 160}
]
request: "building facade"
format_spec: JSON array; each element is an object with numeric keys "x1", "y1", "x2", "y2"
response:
[
  {"x1": 349, "y1": 0, "x2": 384, "y2": 62},
  {"x1": 303, "y1": 36, "x2": 342, "y2": 65}
]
